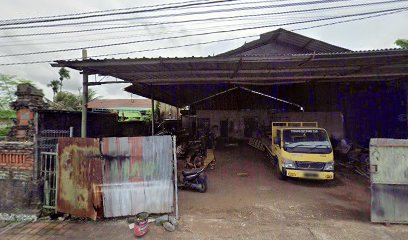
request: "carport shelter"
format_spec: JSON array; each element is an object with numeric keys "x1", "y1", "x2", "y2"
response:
[{"x1": 52, "y1": 28, "x2": 408, "y2": 145}]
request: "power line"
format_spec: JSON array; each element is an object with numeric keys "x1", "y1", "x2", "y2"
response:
[
  {"x1": 0, "y1": 0, "x2": 296, "y2": 25},
  {"x1": 0, "y1": 0, "x2": 357, "y2": 30},
  {"x1": 0, "y1": 8, "x2": 405, "y2": 66},
  {"x1": 0, "y1": 0, "x2": 402, "y2": 37},
  {"x1": 0, "y1": 35, "x2": 259, "y2": 66},
  {"x1": 293, "y1": 7, "x2": 407, "y2": 31},
  {"x1": 0, "y1": 11, "x2": 321, "y2": 39},
  {"x1": 0, "y1": 16, "x2": 320, "y2": 48},
  {"x1": 0, "y1": 0, "x2": 239, "y2": 27},
  {"x1": 0, "y1": 0, "x2": 207, "y2": 23},
  {"x1": 91, "y1": 8, "x2": 408, "y2": 58},
  {"x1": 0, "y1": 7, "x2": 405, "y2": 59}
]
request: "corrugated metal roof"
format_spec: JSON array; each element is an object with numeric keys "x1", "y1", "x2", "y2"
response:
[
  {"x1": 52, "y1": 47, "x2": 408, "y2": 107},
  {"x1": 52, "y1": 26, "x2": 408, "y2": 108},
  {"x1": 217, "y1": 28, "x2": 349, "y2": 57},
  {"x1": 54, "y1": 47, "x2": 408, "y2": 65}
]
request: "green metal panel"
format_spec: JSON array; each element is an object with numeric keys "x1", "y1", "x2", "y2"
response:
[
  {"x1": 371, "y1": 184, "x2": 408, "y2": 223},
  {"x1": 371, "y1": 184, "x2": 396, "y2": 223},
  {"x1": 393, "y1": 185, "x2": 408, "y2": 223},
  {"x1": 370, "y1": 138, "x2": 408, "y2": 223},
  {"x1": 370, "y1": 139, "x2": 408, "y2": 185}
]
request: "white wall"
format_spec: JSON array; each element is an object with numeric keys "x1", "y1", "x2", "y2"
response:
[
  {"x1": 196, "y1": 110, "x2": 275, "y2": 139},
  {"x1": 191, "y1": 110, "x2": 344, "y2": 140},
  {"x1": 272, "y1": 112, "x2": 344, "y2": 140}
]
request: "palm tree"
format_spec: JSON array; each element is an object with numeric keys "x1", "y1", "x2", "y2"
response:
[
  {"x1": 78, "y1": 89, "x2": 99, "y2": 105},
  {"x1": 47, "y1": 80, "x2": 61, "y2": 99},
  {"x1": 58, "y1": 67, "x2": 70, "y2": 91}
]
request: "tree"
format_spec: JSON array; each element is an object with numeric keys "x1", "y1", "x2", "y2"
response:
[
  {"x1": 47, "y1": 80, "x2": 61, "y2": 99},
  {"x1": 52, "y1": 91, "x2": 81, "y2": 111},
  {"x1": 395, "y1": 39, "x2": 408, "y2": 49},
  {"x1": 80, "y1": 89, "x2": 99, "y2": 104},
  {"x1": 58, "y1": 67, "x2": 70, "y2": 91},
  {"x1": 49, "y1": 89, "x2": 99, "y2": 111},
  {"x1": 0, "y1": 74, "x2": 32, "y2": 110},
  {"x1": 154, "y1": 101, "x2": 161, "y2": 121},
  {"x1": 141, "y1": 109, "x2": 153, "y2": 124}
]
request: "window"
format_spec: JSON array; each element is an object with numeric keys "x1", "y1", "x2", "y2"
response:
[{"x1": 276, "y1": 130, "x2": 281, "y2": 146}]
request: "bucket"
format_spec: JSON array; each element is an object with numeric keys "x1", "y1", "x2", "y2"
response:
[{"x1": 133, "y1": 212, "x2": 149, "y2": 237}]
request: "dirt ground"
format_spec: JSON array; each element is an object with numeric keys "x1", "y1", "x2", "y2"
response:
[{"x1": 1, "y1": 144, "x2": 407, "y2": 239}]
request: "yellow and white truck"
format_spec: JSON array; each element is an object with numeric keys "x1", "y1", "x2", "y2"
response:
[{"x1": 271, "y1": 122, "x2": 334, "y2": 180}]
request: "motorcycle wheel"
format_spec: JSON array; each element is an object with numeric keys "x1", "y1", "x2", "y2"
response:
[{"x1": 198, "y1": 177, "x2": 208, "y2": 193}]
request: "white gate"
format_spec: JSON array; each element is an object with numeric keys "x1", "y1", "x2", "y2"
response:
[{"x1": 38, "y1": 128, "x2": 72, "y2": 209}]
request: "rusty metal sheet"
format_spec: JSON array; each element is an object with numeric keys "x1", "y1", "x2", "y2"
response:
[
  {"x1": 101, "y1": 136, "x2": 174, "y2": 218},
  {"x1": 57, "y1": 138, "x2": 102, "y2": 220}
]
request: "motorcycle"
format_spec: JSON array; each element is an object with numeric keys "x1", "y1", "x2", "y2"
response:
[
  {"x1": 183, "y1": 138, "x2": 208, "y2": 169},
  {"x1": 179, "y1": 168, "x2": 208, "y2": 193}
]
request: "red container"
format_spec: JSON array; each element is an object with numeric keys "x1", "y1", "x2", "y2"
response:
[{"x1": 133, "y1": 212, "x2": 149, "y2": 237}]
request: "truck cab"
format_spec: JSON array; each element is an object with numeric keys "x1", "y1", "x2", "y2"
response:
[{"x1": 272, "y1": 122, "x2": 334, "y2": 180}]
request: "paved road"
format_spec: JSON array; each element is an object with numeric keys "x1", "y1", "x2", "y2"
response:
[{"x1": 1, "y1": 145, "x2": 407, "y2": 239}]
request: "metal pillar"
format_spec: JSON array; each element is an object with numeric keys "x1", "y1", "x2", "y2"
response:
[
  {"x1": 172, "y1": 135, "x2": 179, "y2": 220},
  {"x1": 69, "y1": 126, "x2": 74, "y2": 137},
  {"x1": 151, "y1": 86, "x2": 155, "y2": 136},
  {"x1": 405, "y1": 82, "x2": 408, "y2": 133},
  {"x1": 81, "y1": 49, "x2": 88, "y2": 138}
]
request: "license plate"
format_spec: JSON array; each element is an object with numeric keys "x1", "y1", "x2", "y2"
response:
[{"x1": 304, "y1": 173, "x2": 318, "y2": 178}]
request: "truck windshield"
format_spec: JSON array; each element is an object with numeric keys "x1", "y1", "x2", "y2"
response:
[{"x1": 283, "y1": 129, "x2": 332, "y2": 154}]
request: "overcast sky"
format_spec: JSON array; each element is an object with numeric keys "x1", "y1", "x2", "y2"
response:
[{"x1": 0, "y1": 0, "x2": 407, "y2": 100}]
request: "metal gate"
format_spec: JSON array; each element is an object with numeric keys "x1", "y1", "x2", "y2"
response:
[
  {"x1": 40, "y1": 151, "x2": 58, "y2": 209},
  {"x1": 38, "y1": 128, "x2": 72, "y2": 209}
]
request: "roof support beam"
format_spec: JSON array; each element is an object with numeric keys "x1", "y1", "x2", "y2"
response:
[
  {"x1": 106, "y1": 66, "x2": 363, "y2": 76},
  {"x1": 132, "y1": 72, "x2": 408, "y2": 84}
]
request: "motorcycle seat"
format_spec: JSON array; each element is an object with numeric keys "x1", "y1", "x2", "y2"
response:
[{"x1": 182, "y1": 169, "x2": 202, "y2": 176}]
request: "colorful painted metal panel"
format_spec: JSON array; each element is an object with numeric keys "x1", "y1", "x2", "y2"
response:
[{"x1": 101, "y1": 136, "x2": 174, "y2": 218}]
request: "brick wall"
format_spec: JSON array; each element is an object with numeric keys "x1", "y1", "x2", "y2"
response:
[
  {"x1": 0, "y1": 141, "x2": 34, "y2": 181},
  {"x1": 0, "y1": 141, "x2": 39, "y2": 212}
]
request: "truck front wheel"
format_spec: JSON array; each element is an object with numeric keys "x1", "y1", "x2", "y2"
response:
[{"x1": 277, "y1": 163, "x2": 286, "y2": 180}]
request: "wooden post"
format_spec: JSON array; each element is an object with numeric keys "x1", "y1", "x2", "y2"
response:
[{"x1": 81, "y1": 49, "x2": 88, "y2": 138}]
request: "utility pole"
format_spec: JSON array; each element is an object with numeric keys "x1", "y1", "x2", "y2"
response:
[
  {"x1": 151, "y1": 85, "x2": 155, "y2": 136},
  {"x1": 81, "y1": 49, "x2": 88, "y2": 138}
]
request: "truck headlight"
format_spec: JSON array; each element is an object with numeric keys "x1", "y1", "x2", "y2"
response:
[
  {"x1": 324, "y1": 162, "x2": 334, "y2": 171},
  {"x1": 282, "y1": 159, "x2": 296, "y2": 169}
]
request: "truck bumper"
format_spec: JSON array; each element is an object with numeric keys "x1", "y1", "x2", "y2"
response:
[{"x1": 285, "y1": 169, "x2": 334, "y2": 180}]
